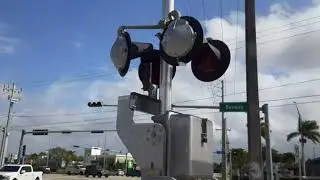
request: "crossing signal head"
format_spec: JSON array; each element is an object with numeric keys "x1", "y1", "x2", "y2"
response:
[
  {"x1": 87, "y1": 101, "x2": 102, "y2": 107},
  {"x1": 110, "y1": 31, "x2": 154, "y2": 77},
  {"x1": 191, "y1": 38, "x2": 231, "y2": 82},
  {"x1": 160, "y1": 16, "x2": 204, "y2": 66},
  {"x1": 138, "y1": 50, "x2": 176, "y2": 90}
]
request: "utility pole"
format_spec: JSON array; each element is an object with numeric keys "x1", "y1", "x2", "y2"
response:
[
  {"x1": 221, "y1": 80, "x2": 228, "y2": 180},
  {"x1": 0, "y1": 82, "x2": 22, "y2": 166},
  {"x1": 245, "y1": 0, "x2": 263, "y2": 179},
  {"x1": 227, "y1": 133, "x2": 232, "y2": 179}
]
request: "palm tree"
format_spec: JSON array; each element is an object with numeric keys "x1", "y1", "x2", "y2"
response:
[{"x1": 287, "y1": 120, "x2": 320, "y2": 175}]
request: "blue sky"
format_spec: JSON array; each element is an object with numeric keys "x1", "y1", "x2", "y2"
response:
[{"x1": 0, "y1": 0, "x2": 313, "y2": 93}]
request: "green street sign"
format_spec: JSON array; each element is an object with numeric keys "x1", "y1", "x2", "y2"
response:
[{"x1": 219, "y1": 102, "x2": 248, "y2": 112}]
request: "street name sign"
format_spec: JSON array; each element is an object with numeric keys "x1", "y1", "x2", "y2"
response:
[{"x1": 219, "y1": 102, "x2": 248, "y2": 112}]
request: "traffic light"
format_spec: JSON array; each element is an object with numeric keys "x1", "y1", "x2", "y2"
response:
[
  {"x1": 138, "y1": 50, "x2": 176, "y2": 90},
  {"x1": 32, "y1": 129, "x2": 48, "y2": 135},
  {"x1": 191, "y1": 38, "x2": 231, "y2": 82},
  {"x1": 22, "y1": 145, "x2": 26, "y2": 156},
  {"x1": 87, "y1": 101, "x2": 102, "y2": 107},
  {"x1": 110, "y1": 31, "x2": 154, "y2": 77}
]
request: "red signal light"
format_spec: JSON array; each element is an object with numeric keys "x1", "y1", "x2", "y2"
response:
[{"x1": 191, "y1": 38, "x2": 231, "y2": 82}]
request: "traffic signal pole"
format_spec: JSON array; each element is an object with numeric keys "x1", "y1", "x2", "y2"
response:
[
  {"x1": 261, "y1": 104, "x2": 273, "y2": 180},
  {"x1": 17, "y1": 129, "x2": 26, "y2": 164},
  {"x1": 221, "y1": 80, "x2": 228, "y2": 180},
  {"x1": 16, "y1": 129, "x2": 116, "y2": 164}
]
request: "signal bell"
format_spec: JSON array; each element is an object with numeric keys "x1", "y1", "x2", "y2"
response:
[
  {"x1": 191, "y1": 38, "x2": 231, "y2": 82},
  {"x1": 110, "y1": 31, "x2": 154, "y2": 77},
  {"x1": 160, "y1": 16, "x2": 204, "y2": 66}
]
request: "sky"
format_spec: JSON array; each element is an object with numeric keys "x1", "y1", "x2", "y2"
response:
[{"x1": 1, "y1": 0, "x2": 320, "y2": 163}]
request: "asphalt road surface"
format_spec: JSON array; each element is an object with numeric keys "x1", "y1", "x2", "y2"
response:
[{"x1": 44, "y1": 174, "x2": 141, "y2": 180}]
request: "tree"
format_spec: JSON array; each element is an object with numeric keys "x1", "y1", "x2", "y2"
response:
[
  {"x1": 230, "y1": 148, "x2": 248, "y2": 171},
  {"x1": 281, "y1": 152, "x2": 295, "y2": 169},
  {"x1": 287, "y1": 120, "x2": 320, "y2": 175},
  {"x1": 48, "y1": 147, "x2": 77, "y2": 168}
]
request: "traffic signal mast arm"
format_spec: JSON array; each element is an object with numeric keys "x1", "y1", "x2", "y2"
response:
[{"x1": 25, "y1": 129, "x2": 116, "y2": 135}]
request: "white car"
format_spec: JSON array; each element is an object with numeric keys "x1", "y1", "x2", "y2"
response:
[{"x1": 0, "y1": 164, "x2": 43, "y2": 180}]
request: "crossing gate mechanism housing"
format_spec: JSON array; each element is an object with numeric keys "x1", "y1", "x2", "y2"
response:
[{"x1": 116, "y1": 92, "x2": 213, "y2": 180}]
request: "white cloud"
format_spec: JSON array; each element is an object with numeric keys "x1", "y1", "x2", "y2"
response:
[
  {"x1": 0, "y1": 45, "x2": 14, "y2": 54},
  {"x1": 0, "y1": 24, "x2": 19, "y2": 54},
  {"x1": 4, "y1": 1, "x2": 320, "y2": 163}
]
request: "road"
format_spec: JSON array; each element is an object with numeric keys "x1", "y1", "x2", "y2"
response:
[{"x1": 44, "y1": 174, "x2": 141, "y2": 180}]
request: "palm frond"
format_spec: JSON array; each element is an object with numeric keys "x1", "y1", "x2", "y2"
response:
[
  {"x1": 287, "y1": 132, "x2": 300, "y2": 142},
  {"x1": 300, "y1": 120, "x2": 319, "y2": 133}
]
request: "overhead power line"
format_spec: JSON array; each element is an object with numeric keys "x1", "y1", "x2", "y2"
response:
[
  {"x1": 14, "y1": 16, "x2": 320, "y2": 89},
  {"x1": 10, "y1": 98, "x2": 320, "y2": 130},
  {"x1": 176, "y1": 77, "x2": 320, "y2": 103}
]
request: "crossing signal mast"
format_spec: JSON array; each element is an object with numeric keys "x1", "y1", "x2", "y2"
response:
[{"x1": 109, "y1": 2, "x2": 230, "y2": 180}]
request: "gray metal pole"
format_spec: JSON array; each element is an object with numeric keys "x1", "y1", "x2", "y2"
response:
[
  {"x1": 161, "y1": 0, "x2": 174, "y2": 176},
  {"x1": 103, "y1": 133, "x2": 107, "y2": 170},
  {"x1": 160, "y1": 0, "x2": 173, "y2": 114},
  {"x1": 245, "y1": 0, "x2": 263, "y2": 179},
  {"x1": 17, "y1": 129, "x2": 26, "y2": 164},
  {"x1": 221, "y1": 80, "x2": 228, "y2": 180},
  {"x1": 262, "y1": 104, "x2": 273, "y2": 180}
]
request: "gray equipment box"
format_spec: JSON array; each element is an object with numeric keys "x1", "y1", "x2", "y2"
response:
[{"x1": 168, "y1": 113, "x2": 213, "y2": 179}]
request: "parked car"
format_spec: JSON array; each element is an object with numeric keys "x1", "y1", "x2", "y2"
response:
[
  {"x1": 66, "y1": 165, "x2": 86, "y2": 175},
  {"x1": 84, "y1": 165, "x2": 107, "y2": 178},
  {"x1": 0, "y1": 164, "x2": 43, "y2": 180}
]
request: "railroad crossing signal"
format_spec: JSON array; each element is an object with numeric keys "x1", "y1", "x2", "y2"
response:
[{"x1": 110, "y1": 12, "x2": 231, "y2": 92}]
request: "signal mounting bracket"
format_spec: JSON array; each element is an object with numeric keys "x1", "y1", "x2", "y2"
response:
[{"x1": 117, "y1": 93, "x2": 166, "y2": 178}]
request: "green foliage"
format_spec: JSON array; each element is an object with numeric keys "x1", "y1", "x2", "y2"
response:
[
  {"x1": 229, "y1": 148, "x2": 248, "y2": 170},
  {"x1": 26, "y1": 147, "x2": 79, "y2": 168},
  {"x1": 287, "y1": 120, "x2": 320, "y2": 144}
]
